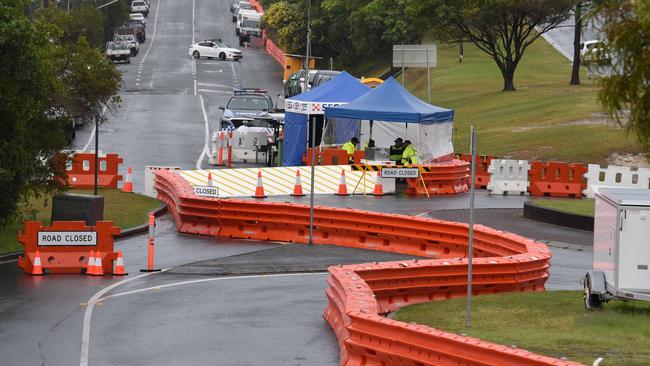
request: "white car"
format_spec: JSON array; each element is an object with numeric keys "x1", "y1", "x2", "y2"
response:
[
  {"x1": 130, "y1": 0, "x2": 148, "y2": 16},
  {"x1": 114, "y1": 34, "x2": 139, "y2": 56},
  {"x1": 580, "y1": 40, "x2": 611, "y2": 64},
  {"x1": 130, "y1": 13, "x2": 146, "y2": 27},
  {"x1": 188, "y1": 40, "x2": 243, "y2": 61}
]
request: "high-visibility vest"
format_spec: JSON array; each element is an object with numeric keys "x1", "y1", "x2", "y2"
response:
[
  {"x1": 389, "y1": 145, "x2": 404, "y2": 161},
  {"x1": 342, "y1": 141, "x2": 356, "y2": 155},
  {"x1": 401, "y1": 144, "x2": 417, "y2": 164}
]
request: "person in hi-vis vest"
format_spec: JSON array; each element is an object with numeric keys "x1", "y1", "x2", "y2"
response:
[
  {"x1": 342, "y1": 137, "x2": 359, "y2": 163},
  {"x1": 401, "y1": 140, "x2": 417, "y2": 165},
  {"x1": 389, "y1": 137, "x2": 405, "y2": 163}
]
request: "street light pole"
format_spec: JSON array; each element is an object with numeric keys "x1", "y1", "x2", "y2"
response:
[
  {"x1": 466, "y1": 126, "x2": 477, "y2": 327},
  {"x1": 94, "y1": 116, "x2": 99, "y2": 196},
  {"x1": 306, "y1": 0, "x2": 316, "y2": 245}
]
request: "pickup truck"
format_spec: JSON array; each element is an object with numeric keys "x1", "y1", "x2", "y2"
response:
[
  {"x1": 236, "y1": 10, "x2": 262, "y2": 46},
  {"x1": 106, "y1": 42, "x2": 131, "y2": 63}
]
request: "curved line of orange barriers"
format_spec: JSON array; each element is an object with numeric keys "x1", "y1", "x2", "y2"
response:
[{"x1": 153, "y1": 169, "x2": 584, "y2": 366}]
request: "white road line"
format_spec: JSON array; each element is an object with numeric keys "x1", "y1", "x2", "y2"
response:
[
  {"x1": 100, "y1": 272, "x2": 328, "y2": 301},
  {"x1": 194, "y1": 79, "x2": 197, "y2": 96},
  {"x1": 80, "y1": 105, "x2": 108, "y2": 152},
  {"x1": 196, "y1": 94, "x2": 211, "y2": 170},
  {"x1": 192, "y1": 0, "x2": 195, "y2": 44},
  {"x1": 0, "y1": 259, "x2": 18, "y2": 265},
  {"x1": 79, "y1": 270, "x2": 166, "y2": 366},
  {"x1": 197, "y1": 89, "x2": 230, "y2": 94},
  {"x1": 138, "y1": 0, "x2": 161, "y2": 65}
]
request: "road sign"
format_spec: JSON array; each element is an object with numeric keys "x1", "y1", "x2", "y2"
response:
[
  {"x1": 37, "y1": 231, "x2": 98, "y2": 246},
  {"x1": 381, "y1": 168, "x2": 419, "y2": 178},
  {"x1": 392, "y1": 45, "x2": 437, "y2": 68},
  {"x1": 194, "y1": 185, "x2": 220, "y2": 198}
]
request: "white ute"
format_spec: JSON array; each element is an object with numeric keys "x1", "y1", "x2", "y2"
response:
[{"x1": 131, "y1": 0, "x2": 148, "y2": 16}]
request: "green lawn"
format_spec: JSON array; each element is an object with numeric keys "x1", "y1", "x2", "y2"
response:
[
  {"x1": 532, "y1": 198, "x2": 595, "y2": 217},
  {"x1": 0, "y1": 189, "x2": 161, "y2": 254},
  {"x1": 362, "y1": 39, "x2": 642, "y2": 164},
  {"x1": 394, "y1": 291, "x2": 650, "y2": 366}
]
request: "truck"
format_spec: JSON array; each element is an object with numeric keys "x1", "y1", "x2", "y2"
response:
[
  {"x1": 117, "y1": 25, "x2": 145, "y2": 44},
  {"x1": 236, "y1": 10, "x2": 262, "y2": 46},
  {"x1": 105, "y1": 42, "x2": 131, "y2": 63}
]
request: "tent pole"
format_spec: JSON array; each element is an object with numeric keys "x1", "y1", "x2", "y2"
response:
[{"x1": 427, "y1": 48, "x2": 431, "y2": 104}]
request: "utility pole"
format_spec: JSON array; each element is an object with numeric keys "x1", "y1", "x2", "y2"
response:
[{"x1": 306, "y1": 0, "x2": 316, "y2": 246}]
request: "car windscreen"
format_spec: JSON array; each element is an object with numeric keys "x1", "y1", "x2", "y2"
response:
[
  {"x1": 244, "y1": 119, "x2": 272, "y2": 128},
  {"x1": 215, "y1": 40, "x2": 232, "y2": 48},
  {"x1": 133, "y1": 1, "x2": 145, "y2": 5},
  {"x1": 227, "y1": 96, "x2": 270, "y2": 110},
  {"x1": 242, "y1": 20, "x2": 259, "y2": 28},
  {"x1": 240, "y1": 3, "x2": 253, "y2": 9},
  {"x1": 113, "y1": 43, "x2": 128, "y2": 50}
]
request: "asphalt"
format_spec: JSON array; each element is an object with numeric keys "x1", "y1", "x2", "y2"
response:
[{"x1": 0, "y1": 1, "x2": 596, "y2": 364}]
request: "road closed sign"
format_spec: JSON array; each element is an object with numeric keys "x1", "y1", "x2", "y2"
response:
[
  {"x1": 194, "y1": 185, "x2": 220, "y2": 198},
  {"x1": 381, "y1": 168, "x2": 419, "y2": 178},
  {"x1": 38, "y1": 231, "x2": 97, "y2": 246}
]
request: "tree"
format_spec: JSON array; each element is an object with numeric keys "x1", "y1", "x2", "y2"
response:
[
  {"x1": 0, "y1": 0, "x2": 121, "y2": 226},
  {"x1": 261, "y1": 1, "x2": 306, "y2": 53},
  {"x1": 417, "y1": 0, "x2": 574, "y2": 91},
  {"x1": 598, "y1": 0, "x2": 650, "y2": 153},
  {"x1": 570, "y1": 1, "x2": 583, "y2": 85}
]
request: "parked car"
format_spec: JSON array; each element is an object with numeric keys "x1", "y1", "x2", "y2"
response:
[
  {"x1": 284, "y1": 70, "x2": 303, "y2": 98},
  {"x1": 113, "y1": 34, "x2": 139, "y2": 56},
  {"x1": 117, "y1": 25, "x2": 146, "y2": 44},
  {"x1": 105, "y1": 41, "x2": 131, "y2": 63},
  {"x1": 129, "y1": 13, "x2": 146, "y2": 28},
  {"x1": 311, "y1": 70, "x2": 342, "y2": 89},
  {"x1": 220, "y1": 89, "x2": 275, "y2": 129},
  {"x1": 232, "y1": 2, "x2": 255, "y2": 22},
  {"x1": 580, "y1": 40, "x2": 611, "y2": 64},
  {"x1": 188, "y1": 40, "x2": 243, "y2": 61},
  {"x1": 130, "y1": 0, "x2": 148, "y2": 16}
]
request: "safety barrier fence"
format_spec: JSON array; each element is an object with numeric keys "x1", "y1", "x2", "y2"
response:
[
  {"x1": 405, "y1": 160, "x2": 470, "y2": 195},
  {"x1": 248, "y1": 0, "x2": 264, "y2": 13},
  {"x1": 455, "y1": 153, "x2": 493, "y2": 189},
  {"x1": 262, "y1": 30, "x2": 285, "y2": 68},
  {"x1": 17, "y1": 221, "x2": 120, "y2": 274},
  {"x1": 65, "y1": 152, "x2": 123, "y2": 189},
  {"x1": 153, "y1": 169, "x2": 581, "y2": 365}
]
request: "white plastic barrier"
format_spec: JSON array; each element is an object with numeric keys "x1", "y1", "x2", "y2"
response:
[
  {"x1": 487, "y1": 159, "x2": 530, "y2": 195},
  {"x1": 145, "y1": 166, "x2": 181, "y2": 197},
  {"x1": 583, "y1": 164, "x2": 650, "y2": 198},
  {"x1": 230, "y1": 127, "x2": 272, "y2": 163}
]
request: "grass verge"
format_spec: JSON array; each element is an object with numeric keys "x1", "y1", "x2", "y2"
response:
[
  {"x1": 365, "y1": 39, "x2": 642, "y2": 164},
  {"x1": 394, "y1": 291, "x2": 650, "y2": 366},
  {"x1": 532, "y1": 198, "x2": 595, "y2": 217},
  {"x1": 0, "y1": 189, "x2": 161, "y2": 254}
]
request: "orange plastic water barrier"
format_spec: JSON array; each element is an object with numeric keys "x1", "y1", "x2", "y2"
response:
[
  {"x1": 454, "y1": 153, "x2": 494, "y2": 189},
  {"x1": 66, "y1": 152, "x2": 123, "y2": 189},
  {"x1": 17, "y1": 221, "x2": 120, "y2": 274},
  {"x1": 405, "y1": 160, "x2": 470, "y2": 195},
  {"x1": 153, "y1": 169, "x2": 581, "y2": 365},
  {"x1": 262, "y1": 30, "x2": 285, "y2": 68},
  {"x1": 248, "y1": 0, "x2": 264, "y2": 13},
  {"x1": 528, "y1": 161, "x2": 587, "y2": 198}
]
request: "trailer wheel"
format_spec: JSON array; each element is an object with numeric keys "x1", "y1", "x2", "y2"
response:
[{"x1": 584, "y1": 274, "x2": 603, "y2": 310}]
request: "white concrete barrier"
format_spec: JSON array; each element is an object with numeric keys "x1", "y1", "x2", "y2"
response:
[
  {"x1": 487, "y1": 159, "x2": 530, "y2": 195},
  {"x1": 583, "y1": 164, "x2": 650, "y2": 198}
]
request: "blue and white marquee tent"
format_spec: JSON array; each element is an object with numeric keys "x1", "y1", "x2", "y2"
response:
[
  {"x1": 325, "y1": 77, "x2": 455, "y2": 163},
  {"x1": 282, "y1": 72, "x2": 370, "y2": 166}
]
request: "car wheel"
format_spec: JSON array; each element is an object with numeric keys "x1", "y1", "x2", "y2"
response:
[
  {"x1": 220, "y1": 52, "x2": 226, "y2": 61},
  {"x1": 236, "y1": 28, "x2": 240, "y2": 36},
  {"x1": 193, "y1": 51, "x2": 200, "y2": 59},
  {"x1": 127, "y1": 59, "x2": 131, "y2": 64}
]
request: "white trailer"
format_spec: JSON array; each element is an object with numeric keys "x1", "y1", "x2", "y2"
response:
[{"x1": 584, "y1": 188, "x2": 650, "y2": 309}]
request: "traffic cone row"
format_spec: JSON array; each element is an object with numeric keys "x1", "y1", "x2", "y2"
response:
[{"x1": 86, "y1": 250, "x2": 104, "y2": 275}]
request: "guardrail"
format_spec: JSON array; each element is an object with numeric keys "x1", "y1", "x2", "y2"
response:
[{"x1": 153, "y1": 169, "x2": 582, "y2": 365}]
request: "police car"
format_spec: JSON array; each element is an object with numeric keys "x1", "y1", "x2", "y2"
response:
[{"x1": 219, "y1": 89, "x2": 276, "y2": 130}]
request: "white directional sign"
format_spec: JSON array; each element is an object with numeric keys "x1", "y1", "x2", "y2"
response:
[
  {"x1": 38, "y1": 232, "x2": 97, "y2": 246},
  {"x1": 194, "y1": 185, "x2": 220, "y2": 198},
  {"x1": 381, "y1": 168, "x2": 419, "y2": 178}
]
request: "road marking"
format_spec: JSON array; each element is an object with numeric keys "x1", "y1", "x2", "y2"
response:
[
  {"x1": 138, "y1": 0, "x2": 161, "y2": 65},
  {"x1": 197, "y1": 82, "x2": 234, "y2": 89},
  {"x1": 0, "y1": 259, "x2": 18, "y2": 265},
  {"x1": 100, "y1": 272, "x2": 328, "y2": 301},
  {"x1": 194, "y1": 79, "x2": 197, "y2": 96},
  {"x1": 197, "y1": 89, "x2": 230, "y2": 94},
  {"x1": 79, "y1": 270, "x2": 166, "y2": 366},
  {"x1": 195, "y1": 94, "x2": 211, "y2": 170},
  {"x1": 192, "y1": 0, "x2": 195, "y2": 44},
  {"x1": 80, "y1": 105, "x2": 108, "y2": 152}
]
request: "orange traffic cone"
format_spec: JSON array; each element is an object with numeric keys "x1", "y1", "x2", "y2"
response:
[
  {"x1": 336, "y1": 169, "x2": 349, "y2": 196},
  {"x1": 207, "y1": 172, "x2": 214, "y2": 186},
  {"x1": 291, "y1": 170, "x2": 305, "y2": 197},
  {"x1": 86, "y1": 250, "x2": 96, "y2": 275},
  {"x1": 373, "y1": 171, "x2": 384, "y2": 196},
  {"x1": 122, "y1": 167, "x2": 133, "y2": 193},
  {"x1": 114, "y1": 250, "x2": 127, "y2": 275},
  {"x1": 253, "y1": 171, "x2": 267, "y2": 198},
  {"x1": 93, "y1": 251, "x2": 104, "y2": 276},
  {"x1": 31, "y1": 251, "x2": 44, "y2": 275}
]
